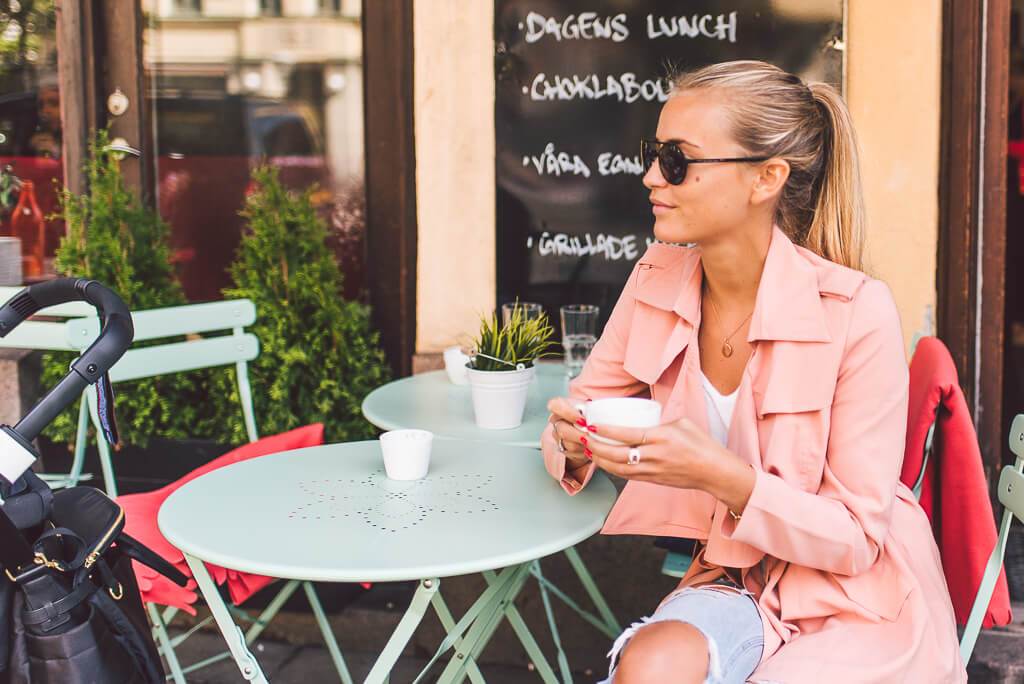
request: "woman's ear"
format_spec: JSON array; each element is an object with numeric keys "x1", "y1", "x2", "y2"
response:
[{"x1": 750, "y1": 158, "x2": 790, "y2": 205}]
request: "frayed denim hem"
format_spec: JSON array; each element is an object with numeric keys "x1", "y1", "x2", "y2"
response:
[{"x1": 598, "y1": 585, "x2": 763, "y2": 684}]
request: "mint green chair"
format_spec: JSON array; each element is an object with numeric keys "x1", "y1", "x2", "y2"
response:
[
  {"x1": 959, "y1": 413, "x2": 1024, "y2": 664},
  {"x1": 67, "y1": 299, "x2": 351, "y2": 684},
  {"x1": 65, "y1": 299, "x2": 260, "y2": 498}
]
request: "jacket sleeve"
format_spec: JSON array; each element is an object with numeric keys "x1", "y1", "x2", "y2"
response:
[
  {"x1": 543, "y1": 264, "x2": 649, "y2": 493},
  {"x1": 723, "y1": 279, "x2": 910, "y2": 575}
]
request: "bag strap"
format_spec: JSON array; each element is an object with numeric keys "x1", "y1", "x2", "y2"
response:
[
  {"x1": 117, "y1": 533, "x2": 190, "y2": 587},
  {"x1": 0, "y1": 501, "x2": 37, "y2": 576},
  {"x1": 19, "y1": 579, "x2": 94, "y2": 627}
]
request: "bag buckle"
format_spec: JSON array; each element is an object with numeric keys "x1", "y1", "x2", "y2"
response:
[{"x1": 4, "y1": 552, "x2": 62, "y2": 583}]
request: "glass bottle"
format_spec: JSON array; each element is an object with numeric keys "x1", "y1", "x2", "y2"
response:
[{"x1": 10, "y1": 181, "x2": 45, "y2": 277}]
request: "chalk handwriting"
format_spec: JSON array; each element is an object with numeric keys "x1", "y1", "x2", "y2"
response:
[
  {"x1": 528, "y1": 73, "x2": 669, "y2": 103},
  {"x1": 646, "y1": 12, "x2": 738, "y2": 43},
  {"x1": 536, "y1": 231, "x2": 644, "y2": 261},
  {"x1": 597, "y1": 152, "x2": 643, "y2": 176},
  {"x1": 523, "y1": 11, "x2": 629, "y2": 42},
  {"x1": 522, "y1": 143, "x2": 592, "y2": 178}
]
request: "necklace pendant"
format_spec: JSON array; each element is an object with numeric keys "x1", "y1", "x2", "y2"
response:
[{"x1": 722, "y1": 341, "x2": 734, "y2": 357}]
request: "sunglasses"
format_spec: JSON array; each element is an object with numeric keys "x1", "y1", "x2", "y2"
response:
[{"x1": 640, "y1": 139, "x2": 769, "y2": 185}]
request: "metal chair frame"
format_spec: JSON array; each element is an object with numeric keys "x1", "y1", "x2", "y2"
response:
[{"x1": 64, "y1": 297, "x2": 350, "y2": 683}]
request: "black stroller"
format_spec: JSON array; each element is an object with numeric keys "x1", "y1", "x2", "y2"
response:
[{"x1": 0, "y1": 278, "x2": 188, "y2": 684}]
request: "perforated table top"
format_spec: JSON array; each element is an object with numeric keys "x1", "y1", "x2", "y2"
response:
[
  {"x1": 158, "y1": 440, "x2": 616, "y2": 582},
  {"x1": 361, "y1": 365, "x2": 570, "y2": 448}
]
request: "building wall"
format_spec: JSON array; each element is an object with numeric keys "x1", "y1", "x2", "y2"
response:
[{"x1": 413, "y1": 0, "x2": 942, "y2": 357}]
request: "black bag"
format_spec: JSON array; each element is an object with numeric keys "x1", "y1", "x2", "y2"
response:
[{"x1": 0, "y1": 473, "x2": 189, "y2": 684}]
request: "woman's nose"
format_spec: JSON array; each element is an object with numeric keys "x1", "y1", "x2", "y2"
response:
[{"x1": 643, "y1": 158, "x2": 667, "y2": 189}]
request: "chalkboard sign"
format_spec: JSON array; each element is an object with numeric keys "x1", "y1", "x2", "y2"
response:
[{"x1": 495, "y1": 1, "x2": 844, "y2": 334}]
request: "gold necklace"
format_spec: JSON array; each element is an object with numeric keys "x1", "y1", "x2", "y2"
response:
[{"x1": 704, "y1": 290, "x2": 753, "y2": 358}]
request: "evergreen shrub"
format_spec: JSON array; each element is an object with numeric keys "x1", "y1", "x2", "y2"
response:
[
  {"x1": 223, "y1": 164, "x2": 390, "y2": 442},
  {"x1": 40, "y1": 130, "x2": 243, "y2": 447}
]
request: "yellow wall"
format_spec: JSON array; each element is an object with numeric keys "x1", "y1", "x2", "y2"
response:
[
  {"x1": 413, "y1": 2, "x2": 496, "y2": 355},
  {"x1": 848, "y1": 0, "x2": 941, "y2": 349},
  {"x1": 413, "y1": 0, "x2": 941, "y2": 357}
]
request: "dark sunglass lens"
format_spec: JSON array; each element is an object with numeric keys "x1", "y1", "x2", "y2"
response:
[
  {"x1": 641, "y1": 140, "x2": 658, "y2": 171},
  {"x1": 659, "y1": 145, "x2": 688, "y2": 185}
]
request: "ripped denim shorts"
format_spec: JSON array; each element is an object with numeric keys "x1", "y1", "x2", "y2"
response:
[{"x1": 599, "y1": 584, "x2": 766, "y2": 684}]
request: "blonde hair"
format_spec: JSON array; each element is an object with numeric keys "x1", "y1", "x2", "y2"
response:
[{"x1": 671, "y1": 61, "x2": 866, "y2": 271}]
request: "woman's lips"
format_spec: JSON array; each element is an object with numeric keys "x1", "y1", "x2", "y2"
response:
[{"x1": 650, "y1": 199, "x2": 674, "y2": 215}]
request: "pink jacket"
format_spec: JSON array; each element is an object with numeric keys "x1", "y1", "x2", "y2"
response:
[{"x1": 543, "y1": 227, "x2": 966, "y2": 683}]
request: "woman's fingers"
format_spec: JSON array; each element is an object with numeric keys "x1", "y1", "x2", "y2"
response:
[
  {"x1": 584, "y1": 423, "x2": 651, "y2": 446},
  {"x1": 547, "y1": 396, "x2": 585, "y2": 423},
  {"x1": 552, "y1": 418, "x2": 588, "y2": 453}
]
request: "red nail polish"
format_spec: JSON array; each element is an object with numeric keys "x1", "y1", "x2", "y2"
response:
[
  {"x1": 586, "y1": 398, "x2": 593, "y2": 402},
  {"x1": 584, "y1": 449, "x2": 592, "y2": 458},
  {"x1": 580, "y1": 436, "x2": 588, "y2": 445},
  {"x1": 588, "y1": 425, "x2": 598, "y2": 433},
  {"x1": 576, "y1": 418, "x2": 587, "y2": 426}
]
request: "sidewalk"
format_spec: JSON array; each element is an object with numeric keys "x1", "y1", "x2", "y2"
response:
[{"x1": 163, "y1": 535, "x2": 1024, "y2": 683}]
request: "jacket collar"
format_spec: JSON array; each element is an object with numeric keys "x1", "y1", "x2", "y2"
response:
[{"x1": 633, "y1": 227, "x2": 862, "y2": 344}]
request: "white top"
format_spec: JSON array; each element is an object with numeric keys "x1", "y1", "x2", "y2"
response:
[{"x1": 700, "y1": 371, "x2": 739, "y2": 447}]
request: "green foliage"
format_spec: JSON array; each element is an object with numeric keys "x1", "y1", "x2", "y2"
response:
[
  {"x1": 223, "y1": 164, "x2": 390, "y2": 442},
  {"x1": 470, "y1": 303, "x2": 557, "y2": 371},
  {"x1": 0, "y1": 0, "x2": 57, "y2": 90},
  {"x1": 41, "y1": 129, "x2": 244, "y2": 447}
]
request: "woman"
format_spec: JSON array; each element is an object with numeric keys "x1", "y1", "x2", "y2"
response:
[{"x1": 543, "y1": 61, "x2": 966, "y2": 683}]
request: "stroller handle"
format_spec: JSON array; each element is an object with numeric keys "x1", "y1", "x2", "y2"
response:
[{"x1": 0, "y1": 278, "x2": 134, "y2": 442}]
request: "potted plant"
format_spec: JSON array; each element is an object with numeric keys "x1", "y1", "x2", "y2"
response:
[{"x1": 465, "y1": 303, "x2": 557, "y2": 429}]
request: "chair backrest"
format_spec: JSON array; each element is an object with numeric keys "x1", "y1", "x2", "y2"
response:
[
  {"x1": 66, "y1": 299, "x2": 260, "y2": 497},
  {"x1": 960, "y1": 413, "x2": 1024, "y2": 663},
  {"x1": 0, "y1": 285, "x2": 95, "y2": 351}
]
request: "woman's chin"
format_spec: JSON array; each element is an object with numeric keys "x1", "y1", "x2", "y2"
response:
[{"x1": 652, "y1": 220, "x2": 695, "y2": 245}]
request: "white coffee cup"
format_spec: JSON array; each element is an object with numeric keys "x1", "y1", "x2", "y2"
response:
[
  {"x1": 582, "y1": 398, "x2": 662, "y2": 444},
  {"x1": 379, "y1": 429, "x2": 433, "y2": 480},
  {"x1": 443, "y1": 346, "x2": 471, "y2": 385}
]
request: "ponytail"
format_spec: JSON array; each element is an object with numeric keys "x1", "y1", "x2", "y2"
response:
[
  {"x1": 671, "y1": 62, "x2": 867, "y2": 271},
  {"x1": 805, "y1": 84, "x2": 866, "y2": 271}
]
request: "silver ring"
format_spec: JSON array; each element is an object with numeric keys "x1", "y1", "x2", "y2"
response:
[
  {"x1": 628, "y1": 447, "x2": 641, "y2": 465},
  {"x1": 552, "y1": 420, "x2": 567, "y2": 453}
]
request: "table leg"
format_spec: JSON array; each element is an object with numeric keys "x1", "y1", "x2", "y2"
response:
[
  {"x1": 562, "y1": 546, "x2": 622, "y2": 636},
  {"x1": 428, "y1": 592, "x2": 487, "y2": 684},
  {"x1": 181, "y1": 553, "x2": 269, "y2": 683},
  {"x1": 436, "y1": 563, "x2": 536, "y2": 684},
  {"x1": 412, "y1": 566, "x2": 529, "y2": 684},
  {"x1": 530, "y1": 549, "x2": 622, "y2": 640},
  {"x1": 302, "y1": 581, "x2": 354, "y2": 684},
  {"x1": 365, "y1": 578, "x2": 441, "y2": 684},
  {"x1": 534, "y1": 561, "x2": 574, "y2": 684},
  {"x1": 479, "y1": 568, "x2": 560, "y2": 684}
]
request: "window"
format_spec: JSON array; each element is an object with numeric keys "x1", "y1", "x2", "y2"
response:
[
  {"x1": 260, "y1": 0, "x2": 282, "y2": 16},
  {"x1": 171, "y1": 0, "x2": 201, "y2": 13},
  {"x1": 319, "y1": 0, "x2": 341, "y2": 14}
]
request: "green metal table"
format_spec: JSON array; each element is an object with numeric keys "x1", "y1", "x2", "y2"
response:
[
  {"x1": 361, "y1": 364, "x2": 569, "y2": 448},
  {"x1": 360, "y1": 365, "x2": 621, "y2": 682},
  {"x1": 158, "y1": 440, "x2": 617, "y2": 683}
]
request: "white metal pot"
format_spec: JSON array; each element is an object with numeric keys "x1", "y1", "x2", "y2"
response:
[{"x1": 465, "y1": 364, "x2": 536, "y2": 429}]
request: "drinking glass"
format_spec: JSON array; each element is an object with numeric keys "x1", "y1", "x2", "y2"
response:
[
  {"x1": 560, "y1": 304, "x2": 599, "y2": 378},
  {"x1": 502, "y1": 301, "x2": 543, "y2": 326}
]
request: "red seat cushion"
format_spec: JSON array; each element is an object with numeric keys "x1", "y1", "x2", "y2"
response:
[{"x1": 119, "y1": 423, "x2": 325, "y2": 612}]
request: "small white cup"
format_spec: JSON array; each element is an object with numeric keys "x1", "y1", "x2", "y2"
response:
[
  {"x1": 443, "y1": 346, "x2": 471, "y2": 385},
  {"x1": 582, "y1": 398, "x2": 662, "y2": 444},
  {"x1": 379, "y1": 429, "x2": 433, "y2": 480}
]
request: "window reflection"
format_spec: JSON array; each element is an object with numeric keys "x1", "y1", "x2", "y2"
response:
[
  {"x1": 144, "y1": 0, "x2": 365, "y2": 302},
  {"x1": 0, "y1": 1, "x2": 63, "y2": 281}
]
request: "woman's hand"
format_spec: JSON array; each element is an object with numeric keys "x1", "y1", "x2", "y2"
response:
[
  {"x1": 546, "y1": 397, "x2": 591, "y2": 467},
  {"x1": 583, "y1": 418, "x2": 756, "y2": 516}
]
